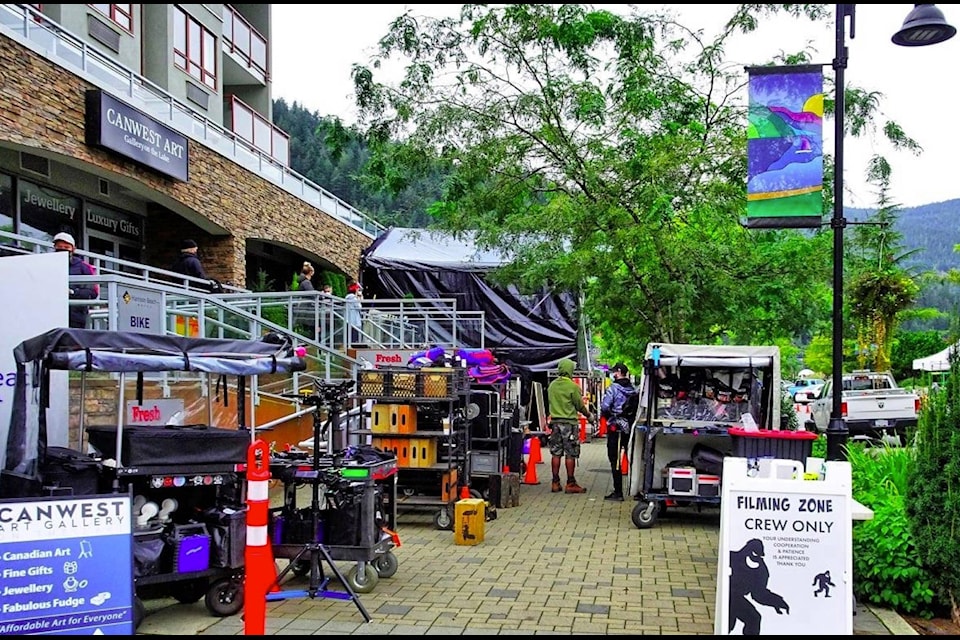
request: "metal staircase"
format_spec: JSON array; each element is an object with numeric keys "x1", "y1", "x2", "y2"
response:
[{"x1": 2, "y1": 230, "x2": 486, "y2": 444}]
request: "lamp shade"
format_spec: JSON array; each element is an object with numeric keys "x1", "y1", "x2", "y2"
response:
[{"x1": 892, "y1": 4, "x2": 956, "y2": 46}]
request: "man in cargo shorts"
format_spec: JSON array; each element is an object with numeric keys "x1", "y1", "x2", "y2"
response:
[{"x1": 547, "y1": 358, "x2": 593, "y2": 493}]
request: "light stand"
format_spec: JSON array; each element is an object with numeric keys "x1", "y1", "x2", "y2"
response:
[{"x1": 826, "y1": 3, "x2": 955, "y2": 461}]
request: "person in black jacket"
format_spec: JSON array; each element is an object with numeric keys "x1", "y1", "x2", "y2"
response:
[
  {"x1": 170, "y1": 239, "x2": 213, "y2": 290},
  {"x1": 54, "y1": 232, "x2": 99, "y2": 329},
  {"x1": 599, "y1": 362, "x2": 638, "y2": 501}
]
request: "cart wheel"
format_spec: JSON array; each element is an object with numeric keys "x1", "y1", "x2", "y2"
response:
[
  {"x1": 133, "y1": 596, "x2": 146, "y2": 630},
  {"x1": 204, "y1": 577, "x2": 244, "y2": 617},
  {"x1": 172, "y1": 578, "x2": 207, "y2": 604},
  {"x1": 291, "y1": 559, "x2": 310, "y2": 578},
  {"x1": 345, "y1": 564, "x2": 379, "y2": 593},
  {"x1": 434, "y1": 507, "x2": 453, "y2": 530},
  {"x1": 469, "y1": 489, "x2": 483, "y2": 500},
  {"x1": 372, "y1": 551, "x2": 399, "y2": 578},
  {"x1": 631, "y1": 500, "x2": 659, "y2": 529}
]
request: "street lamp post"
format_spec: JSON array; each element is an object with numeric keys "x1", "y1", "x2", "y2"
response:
[{"x1": 825, "y1": 4, "x2": 955, "y2": 462}]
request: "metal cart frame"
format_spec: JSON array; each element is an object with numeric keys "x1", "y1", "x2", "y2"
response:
[{"x1": 3, "y1": 328, "x2": 306, "y2": 627}]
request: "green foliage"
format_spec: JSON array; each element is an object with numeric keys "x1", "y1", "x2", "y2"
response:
[
  {"x1": 890, "y1": 330, "x2": 950, "y2": 382},
  {"x1": 810, "y1": 434, "x2": 826, "y2": 459},
  {"x1": 906, "y1": 347, "x2": 960, "y2": 620},
  {"x1": 780, "y1": 393, "x2": 799, "y2": 430},
  {"x1": 848, "y1": 443, "x2": 936, "y2": 616},
  {"x1": 351, "y1": 4, "x2": 839, "y2": 354},
  {"x1": 249, "y1": 269, "x2": 275, "y2": 293}
]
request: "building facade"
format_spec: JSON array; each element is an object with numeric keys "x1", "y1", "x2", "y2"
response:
[{"x1": 0, "y1": 3, "x2": 378, "y2": 288}]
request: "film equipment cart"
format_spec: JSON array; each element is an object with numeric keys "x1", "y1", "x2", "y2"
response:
[{"x1": 1, "y1": 328, "x2": 307, "y2": 629}]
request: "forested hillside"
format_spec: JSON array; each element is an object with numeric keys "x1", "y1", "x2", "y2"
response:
[
  {"x1": 849, "y1": 201, "x2": 960, "y2": 273},
  {"x1": 272, "y1": 98, "x2": 441, "y2": 229}
]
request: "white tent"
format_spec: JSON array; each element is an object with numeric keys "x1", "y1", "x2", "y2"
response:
[{"x1": 912, "y1": 342, "x2": 960, "y2": 372}]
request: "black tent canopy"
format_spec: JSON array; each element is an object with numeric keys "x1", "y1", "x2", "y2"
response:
[{"x1": 360, "y1": 228, "x2": 579, "y2": 374}]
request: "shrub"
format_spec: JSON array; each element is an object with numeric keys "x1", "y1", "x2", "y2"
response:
[
  {"x1": 906, "y1": 348, "x2": 960, "y2": 622},
  {"x1": 849, "y1": 442, "x2": 937, "y2": 617}
]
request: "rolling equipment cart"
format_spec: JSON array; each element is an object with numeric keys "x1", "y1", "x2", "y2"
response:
[
  {"x1": 2, "y1": 328, "x2": 307, "y2": 629},
  {"x1": 627, "y1": 343, "x2": 782, "y2": 529},
  {"x1": 354, "y1": 366, "x2": 471, "y2": 530}
]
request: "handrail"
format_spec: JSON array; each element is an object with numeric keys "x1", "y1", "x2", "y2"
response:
[
  {"x1": 0, "y1": 229, "x2": 247, "y2": 293},
  {"x1": 0, "y1": 3, "x2": 384, "y2": 237}
]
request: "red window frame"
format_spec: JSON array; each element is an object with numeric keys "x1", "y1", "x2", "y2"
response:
[
  {"x1": 173, "y1": 5, "x2": 217, "y2": 90},
  {"x1": 89, "y1": 4, "x2": 133, "y2": 33}
]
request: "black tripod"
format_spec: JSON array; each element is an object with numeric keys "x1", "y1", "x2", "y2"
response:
[{"x1": 269, "y1": 380, "x2": 371, "y2": 622}]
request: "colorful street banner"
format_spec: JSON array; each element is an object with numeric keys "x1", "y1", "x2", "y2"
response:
[{"x1": 746, "y1": 65, "x2": 824, "y2": 229}]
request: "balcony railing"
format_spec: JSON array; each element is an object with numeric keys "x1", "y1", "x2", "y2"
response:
[
  {"x1": 229, "y1": 95, "x2": 289, "y2": 165},
  {"x1": 0, "y1": 4, "x2": 384, "y2": 238},
  {"x1": 222, "y1": 4, "x2": 267, "y2": 83}
]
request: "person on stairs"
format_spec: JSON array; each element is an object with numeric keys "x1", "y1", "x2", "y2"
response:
[
  {"x1": 599, "y1": 363, "x2": 638, "y2": 501},
  {"x1": 546, "y1": 358, "x2": 593, "y2": 494}
]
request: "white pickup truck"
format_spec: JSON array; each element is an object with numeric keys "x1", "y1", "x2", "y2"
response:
[{"x1": 809, "y1": 371, "x2": 919, "y2": 444}]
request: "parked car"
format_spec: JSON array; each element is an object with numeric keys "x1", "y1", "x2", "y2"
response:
[
  {"x1": 793, "y1": 383, "x2": 824, "y2": 404},
  {"x1": 785, "y1": 377, "x2": 826, "y2": 401},
  {"x1": 809, "y1": 370, "x2": 919, "y2": 445}
]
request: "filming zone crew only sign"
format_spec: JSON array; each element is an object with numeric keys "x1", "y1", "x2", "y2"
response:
[{"x1": 714, "y1": 457, "x2": 853, "y2": 635}]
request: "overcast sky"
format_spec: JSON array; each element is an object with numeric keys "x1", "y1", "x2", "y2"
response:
[{"x1": 271, "y1": 4, "x2": 960, "y2": 210}]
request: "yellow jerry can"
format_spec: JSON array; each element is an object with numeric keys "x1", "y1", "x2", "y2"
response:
[{"x1": 454, "y1": 498, "x2": 485, "y2": 545}]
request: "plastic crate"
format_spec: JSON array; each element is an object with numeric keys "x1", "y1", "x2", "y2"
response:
[
  {"x1": 356, "y1": 367, "x2": 469, "y2": 401},
  {"x1": 728, "y1": 428, "x2": 818, "y2": 463}
]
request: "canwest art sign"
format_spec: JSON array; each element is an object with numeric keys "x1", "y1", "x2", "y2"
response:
[
  {"x1": 85, "y1": 90, "x2": 189, "y2": 182},
  {"x1": 0, "y1": 495, "x2": 133, "y2": 635}
]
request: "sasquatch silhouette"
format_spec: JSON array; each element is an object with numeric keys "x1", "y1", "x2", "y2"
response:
[
  {"x1": 813, "y1": 570, "x2": 835, "y2": 597},
  {"x1": 729, "y1": 538, "x2": 790, "y2": 635}
]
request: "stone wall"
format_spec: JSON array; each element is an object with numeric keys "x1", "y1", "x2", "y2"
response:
[{"x1": 0, "y1": 36, "x2": 370, "y2": 287}]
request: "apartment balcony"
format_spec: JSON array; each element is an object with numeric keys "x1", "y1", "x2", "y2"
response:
[
  {"x1": 222, "y1": 4, "x2": 267, "y2": 85},
  {"x1": 227, "y1": 95, "x2": 289, "y2": 166}
]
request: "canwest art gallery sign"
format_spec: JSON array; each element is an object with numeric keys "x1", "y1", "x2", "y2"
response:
[{"x1": 85, "y1": 90, "x2": 188, "y2": 182}]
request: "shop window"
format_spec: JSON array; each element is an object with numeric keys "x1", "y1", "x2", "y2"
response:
[
  {"x1": 18, "y1": 180, "x2": 81, "y2": 245},
  {"x1": 0, "y1": 173, "x2": 13, "y2": 250},
  {"x1": 174, "y1": 6, "x2": 217, "y2": 90}
]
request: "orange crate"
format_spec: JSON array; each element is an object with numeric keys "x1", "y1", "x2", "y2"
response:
[
  {"x1": 395, "y1": 440, "x2": 412, "y2": 467},
  {"x1": 441, "y1": 469, "x2": 459, "y2": 502},
  {"x1": 393, "y1": 405, "x2": 417, "y2": 434},
  {"x1": 371, "y1": 436, "x2": 391, "y2": 453}
]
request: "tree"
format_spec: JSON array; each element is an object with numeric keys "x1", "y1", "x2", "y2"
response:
[
  {"x1": 906, "y1": 347, "x2": 960, "y2": 624},
  {"x1": 351, "y1": 5, "x2": 921, "y2": 362},
  {"x1": 352, "y1": 4, "x2": 837, "y2": 360}
]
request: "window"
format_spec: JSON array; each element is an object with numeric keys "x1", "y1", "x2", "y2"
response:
[
  {"x1": 89, "y1": 4, "x2": 132, "y2": 32},
  {"x1": 174, "y1": 6, "x2": 217, "y2": 90}
]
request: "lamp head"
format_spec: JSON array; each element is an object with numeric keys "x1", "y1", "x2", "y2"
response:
[{"x1": 892, "y1": 4, "x2": 956, "y2": 46}]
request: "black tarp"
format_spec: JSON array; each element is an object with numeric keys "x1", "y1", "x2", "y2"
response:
[
  {"x1": 3, "y1": 328, "x2": 306, "y2": 483},
  {"x1": 359, "y1": 228, "x2": 579, "y2": 374}
]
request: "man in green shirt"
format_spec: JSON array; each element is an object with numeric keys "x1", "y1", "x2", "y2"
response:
[{"x1": 547, "y1": 358, "x2": 593, "y2": 493}]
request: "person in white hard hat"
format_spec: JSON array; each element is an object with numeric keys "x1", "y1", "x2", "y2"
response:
[{"x1": 53, "y1": 232, "x2": 99, "y2": 328}]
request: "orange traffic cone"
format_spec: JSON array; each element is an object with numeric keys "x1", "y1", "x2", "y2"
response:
[
  {"x1": 460, "y1": 485, "x2": 471, "y2": 500},
  {"x1": 528, "y1": 435, "x2": 543, "y2": 466},
  {"x1": 578, "y1": 415, "x2": 587, "y2": 443},
  {"x1": 598, "y1": 416, "x2": 607, "y2": 437},
  {"x1": 620, "y1": 450, "x2": 629, "y2": 475},
  {"x1": 522, "y1": 450, "x2": 540, "y2": 485}
]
